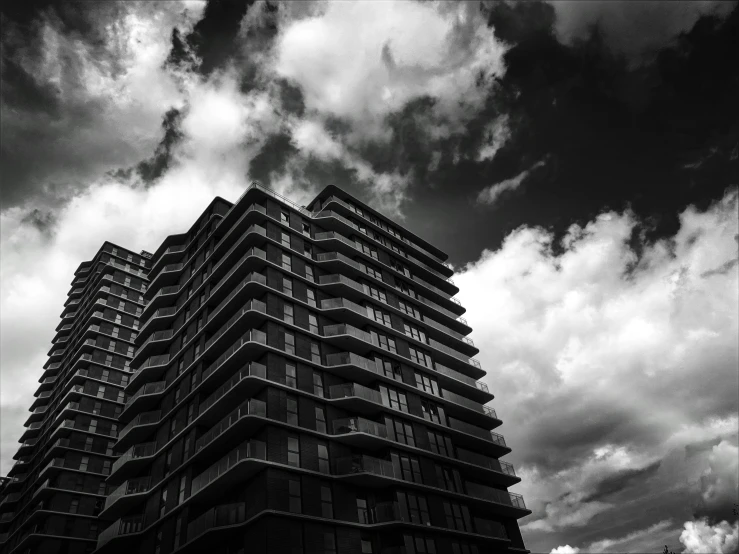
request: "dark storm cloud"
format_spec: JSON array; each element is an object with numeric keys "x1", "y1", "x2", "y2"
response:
[
  {"x1": 396, "y1": 1, "x2": 738, "y2": 266},
  {"x1": 136, "y1": 108, "x2": 186, "y2": 185},
  {"x1": 19, "y1": 208, "x2": 56, "y2": 236},
  {"x1": 581, "y1": 460, "x2": 662, "y2": 503}
]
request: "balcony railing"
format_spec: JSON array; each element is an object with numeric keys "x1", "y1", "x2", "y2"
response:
[
  {"x1": 204, "y1": 300, "x2": 266, "y2": 351},
  {"x1": 201, "y1": 330, "x2": 267, "y2": 383},
  {"x1": 186, "y1": 502, "x2": 249, "y2": 544},
  {"x1": 199, "y1": 363, "x2": 267, "y2": 416},
  {"x1": 329, "y1": 383, "x2": 383, "y2": 405},
  {"x1": 117, "y1": 410, "x2": 161, "y2": 442},
  {"x1": 434, "y1": 363, "x2": 489, "y2": 393},
  {"x1": 195, "y1": 398, "x2": 267, "y2": 453},
  {"x1": 320, "y1": 297, "x2": 369, "y2": 317},
  {"x1": 333, "y1": 417, "x2": 388, "y2": 439},
  {"x1": 191, "y1": 439, "x2": 267, "y2": 495},
  {"x1": 336, "y1": 455, "x2": 396, "y2": 479},
  {"x1": 104, "y1": 476, "x2": 152, "y2": 509},
  {"x1": 456, "y1": 448, "x2": 516, "y2": 476},
  {"x1": 465, "y1": 482, "x2": 526, "y2": 510},
  {"x1": 111, "y1": 442, "x2": 156, "y2": 475},
  {"x1": 97, "y1": 514, "x2": 145, "y2": 548},
  {"x1": 323, "y1": 323, "x2": 372, "y2": 343},
  {"x1": 125, "y1": 381, "x2": 166, "y2": 410}
]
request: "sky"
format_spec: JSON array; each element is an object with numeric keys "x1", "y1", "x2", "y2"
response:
[{"x1": 0, "y1": 1, "x2": 737, "y2": 552}]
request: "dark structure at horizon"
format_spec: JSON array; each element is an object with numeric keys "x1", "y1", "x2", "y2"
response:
[{"x1": 1, "y1": 183, "x2": 529, "y2": 554}]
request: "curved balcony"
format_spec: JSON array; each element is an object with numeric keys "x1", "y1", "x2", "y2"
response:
[
  {"x1": 137, "y1": 306, "x2": 177, "y2": 337},
  {"x1": 115, "y1": 410, "x2": 161, "y2": 450},
  {"x1": 189, "y1": 439, "x2": 267, "y2": 505},
  {"x1": 126, "y1": 354, "x2": 170, "y2": 393},
  {"x1": 120, "y1": 381, "x2": 166, "y2": 422},
  {"x1": 108, "y1": 442, "x2": 156, "y2": 484},
  {"x1": 130, "y1": 329, "x2": 173, "y2": 366},
  {"x1": 145, "y1": 263, "x2": 183, "y2": 297},
  {"x1": 332, "y1": 417, "x2": 388, "y2": 448},
  {"x1": 448, "y1": 417, "x2": 510, "y2": 456},
  {"x1": 100, "y1": 476, "x2": 152, "y2": 520},
  {"x1": 140, "y1": 285, "x2": 179, "y2": 319},
  {"x1": 455, "y1": 448, "x2": 519, "y2": 486},
  {"x1": 196, "y1": 362, "x2": 267, "y2": 426},
  {"x1": 96, "y1": 514, "x2": 145, "y2": 551},
  {"x1": 193, "y1": 398, "x2": 267, "y2": 465}
]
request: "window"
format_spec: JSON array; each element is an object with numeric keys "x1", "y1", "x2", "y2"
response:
[
  {"x1": 174, "y1": 516, "x2": 183, "y2": 547},
  {"x1": 159, "y1": 487, "x2": 168, "y2": 517},
  {"x1": 406, "y1": 535, "x2": 437, "y2": 554},
  {"x1": 397, "y1": 280, "x2": 415, "y2": 298},
  {"x1": 428, "y1": 431, "x2": 453, "y2": 457},
  {"x1": 401, "y1": 492, "x2": 430, "y2": 525},
  {"x1": 315, "y1": 406, "x2": 327, "y2": 433},
  {"x1": 287, "y1": 435, "x2": 300, "y2": 467},
  {"x1": 369, "y1": 305, "x2": 391, "y2": 326},
  {"x1": 310, "y1": 341, "x2": 321, "y2": 363},
  {"x1": 307, "y1": 288, "x2": 317, "y2": 307},
  {"x1": 324, "y1": 532, "x2": 337, "y2": 554},
  {"x1": 366, "y1": 283, "x2": 387, "y2": 303},
  {"x1": 321, "y1": 484, "x2": 333, "y2": 518},
  {"x1": 304, "y1": 243, "x2": 313, "y2": 258},
  {"x1": 415, "y1": 372, "x2": 439, "y2": 396},
  {"x1": 309, "y1": 314, "x2": 319, "y2": 334},
  {"x1": 375, "y1": 356, "x2": 403, "y2": 382},
  {"x1": 284, "y1": 303, "x2": 294, "y2": 325},
  {"x1": 80, "y1": 456, "x2": 89, "y2": 471},
  {"x1": 391, "y1": 258, "x2": 410, "y2": 277},
  {"x1": 443, "y1": 501, "x2": 472, "y2": 531},
  {"x1": 451, "y1": 543, "x2": 479, "y2": 554},
  {"x1": 392, "y1": 418, "x2": 415, "y2": 447},
  {"x1": 178, "y1": 474, "x2": 188, "y2": 503},
  {"x1": 360, "y1": 261, "x2": 382, "y2": 280},
  {"x1": 404, "y1": 322, "x2": 426, "y2": 343},
  {"x1": 281, "y1": 231, "x2": 291, "y2": 248},
  {"x1": 313, "y1": 371, "x2": 324, "y2": 397},
  {"x1": 69, "y1": 498, "x2": 79, "y2": 514},
  {"x1": 361, "y1": 538, "x2": 373, "y2": 553},
  {"x1": 286, "y1": 362, "x2": 297, "y2": 388},
  {"x1": 421, "y1": 400, "x2": 442, "y2": 424},
  {"x1": 380, "y1": 385, "x2": 408, "y2": 412},
  {"x1": 409, "y1": 347, "x2": 432, "y2": 368},
  {"x1": 283, "y1": 277, "x2": 293, "y2": 297},
  {"x1": 154, "y1": 530, "x2": 163, "y2": 554},
  {"x1": 374, "y1": 332, "x2": 397, "y2": 354},
  {"x1": 284, "y1": 330, "x2": 295, "y2": 355},
  {"x1": 281, "y1": 210, "x2": 290, "y2": 224},
  {"x1": 436, "y1": 465, "x2": 462, "y2": 493},
  {"x1": 282, "y1": 253, "x2": 292, "y2": 271},
  {"x1": 164, "y1": 450, "x2": 173, "y2": 477},
  {"x1": 287, "y1": 395, "x2": 299, "y2": 426},
  {"x1": 357, "y1": 495, "x2": 369, "y2": 523},
  {"x1": 302, "y1": 222, "x2": 311, "y2": 237},
  {"x1": 305, "y1": 264, "x2": 315, "y2": 282},
  {"x1": 288, "y1": 477, "x2": 301, "y2": 512},
  {"x1": 395, "y1": 453, "x2": 423, "y2": 483},
  {"x1": 317, "y1": 441, "x2": 329, "y2": 472}
]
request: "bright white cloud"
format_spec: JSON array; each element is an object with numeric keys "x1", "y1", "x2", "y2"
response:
[
  {"x1": 455, "y1": 189, "x2": 739, "y2": 548},
  {"x1": 272, "y1": 0, "x2": 506, "y2": 138},
  {"x1": 680, "y1": 519, "x2": 739, "y2": 554},
  {"x1": 550, "y1": 546, "x2": 580, "y2": 554},
  {"x1": 476, "y1": 114, "x2": 511, "y2": 162}
]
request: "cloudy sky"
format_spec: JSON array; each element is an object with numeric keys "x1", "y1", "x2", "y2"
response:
[{"x1": 1, "y1": 1, "x2": 737, "y2": 552}]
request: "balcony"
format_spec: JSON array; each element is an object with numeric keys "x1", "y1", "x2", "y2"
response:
[
  {"x1": 204, "y1": 299, "x2": 266, "y2": 353},
  {"x1": 448, "y1": 417, "x2": 510, "y2": 454},
  {"x1": 197, "y1": 362, "x2": 267, "y2": 426},
  {"x1": 336, "y1": 454, "x2": 397, "y2": 486},
  {"x1": 435, "y1": 363, "x2": 489, "y2": 397},
  {"x1": 126, "y1": 354, "x2": 170, "y2": 392},
  {"x1": 199, "y1": 330, "x2": 267, "y2": 389},
  {"x1": 0, "y1": 492, "x2": 21, "y2": 508},
  {"x1": 121, "y1": 381, "x2": 166, "y2": 420},
  {"x1": 138, "y1": 306, "x2": 177, "y2": 336},
  {"x1": 455, "y1": 448, "x2": 518, "y2": 484},
  {"x1": 96, "y1": 514, "x2": 145, "y2": 550},
  {"x1": 146, "y1": 262, "x2": 183, "y2": 293},
  {"x1": 116, "y1": 410, "x2": 161, "y2": 450},
  {"x1": 100, "y1": 476, "x2": 152, "y2": 519},
  {"x1": 190, "y1": 440, "x2": 267, "y2": 503},
  {"x1": 131, "y1": 329, "x2": 173, "y2": 365},
  {"x1": 20, "y1": 421, "x2": 42, "y2": 440},
  {"x1": 465, "y1": 482, "x2": 528, "y2": 516},
  {"x1": 329, "y1": 383, "x2": 384, "y2": 416},
  {"x1": 439, "y1": 388, "x2": 500, "y2": 428},
  {"x1": 185, "y1": 502, "x2": 251, "y2": 548},
  {"x1": 333, "y1": 417, "x2": 388, "y2": 448},
  {"x1": 109, "y1": 442, "x2": 156, "y2": 483},
  {"x1": 194, "y1": 398, "x2": 267, "y2": 459}
]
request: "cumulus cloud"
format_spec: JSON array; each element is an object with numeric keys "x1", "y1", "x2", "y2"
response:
[
  {"x1": 679, "y1": 519, "x2": 739, "y2": 554},
  {"x1": 455, "y1": 189, "x2": 739, "y2": 550},
  {"x1": 476, "y1": 159, "x2": 546, "y2": 206},
  {"x1": 549, "y1": 0, "x2": 737, "y2": 63},
  {"x1": 271, "y1": 0, "x2": 506, "y2": 139},
  {"x1": 550, "y1": 546, "x2": 580, "y2": 554},
  {"x1": 695, "y1": 440, "x2": 739, "y2": 522},
  {"x1": 0, "y1": 2, "x2": 205, "y2": 207}
]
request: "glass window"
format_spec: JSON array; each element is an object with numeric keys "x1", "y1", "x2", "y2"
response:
[
  {"x1": 311, "y1": 341, "x2": 321, "y2": 363},
  {"x1": 375, "y1": 356, "x2": 403, "y2": 382},
  {"x1": 305, "y1": 264, "x2": 315, "y2": 282},
  {"x1": 436, "y1": 465, "x2": 462, "y2": 493},
  {"x1": 284, "y1": 330, "x2": 295, "y2": 355},
  {"x1": 404, "y1": 322, "x2": 426, "y2": 343},
  {"x1": 178, "y1": 474, "x2": 187, "y2": 503},
  {"x1": 395, "y1": 453, "x2": 423, "y2": 483},
  {"x1": 281, "y1": 231, "x2": 291, "y2": 248},
  {"x1": 281, "y1": 210, "x2": 290, "y2": 224},
  {"x1": 428, "y1": 430, "x2": 452, "y2": 457},
  {"x1": 174, "y1": 516, "x2": 183, "y2": 547},
  {"x1": 321, "y1": 484, "x2": 333, "y2": 518},
  {"x1": 410, "y1": 347, "x2": 432, "y2": 368},
  {"x1": 415, "y1": 372, "x2": 439, "y2": 396},
  {"x1": 318, "y1": 441, "x2": 329, "y2": 473},
  {"x1": 392, "y1": 419, "x2": 415, "y2": 447},
  {"x1": 159, "y1": 487, "x2": 168, "y2": 517},
  {"x1": 309, "y1": 314, "x2": 319, "y2": 334},
  {"x1": 324, "y1": 532, "x2": 337, "y2": 554},
  {"x1": 443, "y1": 501, "x2": 472, "y2": 531},
  {"x1": 283, "y1": 277, "x2": 293, "y2": 297},
  {"x1": 304, "y1": 243, "x2": 312, "y2": 258},
  {"x1": 287, "y1": 435, "x2": 300, "y2": 467},
  {"x1": 313, "y1": 371, "x2": 324, "y2": 397},
  {"x1": 287, "y1": 395, "x2": 298, "y2": 426},
  {"x1": 357, "y1": 495, "x2": 369, "y2": 523},
  {"x1": 380, "y1": 385, "x2": 408, "y2": 412},
  {"x1": 288, "y1": 477, "x2": 301, "y2": 512},
  {"x1": 282, "y1": 253, "x2": 292, "y2": 271},
  {"x1": 284, "y1": 303, "x2": 294, "y2": 325},
  {"x1": 286, "y1": 362, "x2": 297, "y2": 388},
  {"x1": 421, "y1": 400, "x2": 442, "y2": 424},
  {"x1": 307, "y1": 288, "x2": 316, "y2": 307},
  {"x1": 315, "y1": 406, "x2": 327, "y2": 433},
  {"x1": 302, "y1": 222, "x2": 311, "y2": 237},
  {"x1": 402, "y1": 492, "x2": 430, "y2": 525}
]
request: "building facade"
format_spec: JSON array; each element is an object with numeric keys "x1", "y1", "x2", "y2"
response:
[
  {"x1": 3, "y1": 183, "x2": 529, "y2": 554},
  {"x1": 1, "y1": 244, "x2": 151, "y2": 553}
]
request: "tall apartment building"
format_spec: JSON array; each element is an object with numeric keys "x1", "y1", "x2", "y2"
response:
[
  {"x1": 1, "y1": 244, "x2": 151, "y2": 554},
  {"x1": 2, "y1": 183, "x2": 529, "y2": 554}
]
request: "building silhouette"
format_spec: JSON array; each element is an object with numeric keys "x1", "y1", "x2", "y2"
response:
[{"x1": 2, "y1": 183, "x2": 529, "y2": 554}]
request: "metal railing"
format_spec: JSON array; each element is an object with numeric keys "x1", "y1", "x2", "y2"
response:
[{"x1": 191, "y1": 439, "x2": 267, "y2": 495}]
